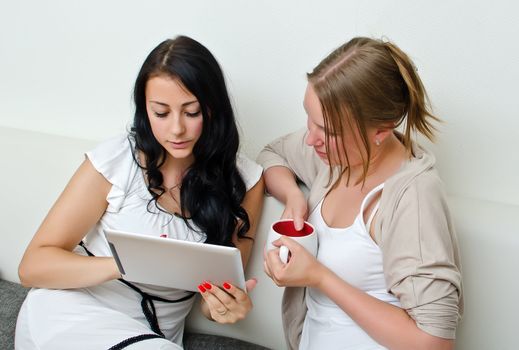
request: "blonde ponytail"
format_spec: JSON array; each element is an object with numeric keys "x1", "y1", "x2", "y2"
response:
[{"x1": 384, "y1": 41, "x2": 440, "y2": 148}]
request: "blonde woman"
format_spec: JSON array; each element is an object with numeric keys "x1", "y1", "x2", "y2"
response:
[{"x1": 260, "y1": 37, "x2": 462, "y2": 350}]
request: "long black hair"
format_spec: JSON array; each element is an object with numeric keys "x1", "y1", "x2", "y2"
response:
[{"x1": 130, "y1": 35, "x2": 250, "y2": 246}]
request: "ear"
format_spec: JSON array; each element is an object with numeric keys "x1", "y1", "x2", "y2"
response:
[{"x1": 373, "y1": 123, "x2": 394, "y2": 145}]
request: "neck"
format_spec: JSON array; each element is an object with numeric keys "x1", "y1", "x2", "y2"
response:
[
  {"x1": 162, "y1": 153, "x2": 194, "y2": 173},
  {"x1": 139, "y1": 151, "x2": 194, "y2": 189},
  {"x1": 342, "y1": 133, "x2": 407, "y2": 187},
  {"x1": 161, "y1": 155, "x2": 194, "y2": 187}
]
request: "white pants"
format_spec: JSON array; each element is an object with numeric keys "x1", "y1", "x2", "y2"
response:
[{"x1": 15, "y1": 288, "x2": 185, "y2": 350}]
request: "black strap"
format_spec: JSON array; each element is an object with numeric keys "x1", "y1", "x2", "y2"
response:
[
  {"x1": 108, "y1": 334, "x2": 164, "y2": 350},
  {"x1": 79, "y1": 241, "x2": 195, "y2": 338},
  {"x1": 116, "y1": 277, "x2": 195, "y2": 336}
]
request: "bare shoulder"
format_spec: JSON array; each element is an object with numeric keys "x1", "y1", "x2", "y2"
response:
[{"x1": 28, "y1": 158, "x2": 112, "y2": 250}]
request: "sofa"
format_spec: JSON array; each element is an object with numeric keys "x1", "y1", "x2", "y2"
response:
[{"x1": 1, "y1": 127, "x2": 518, "y2": 350}]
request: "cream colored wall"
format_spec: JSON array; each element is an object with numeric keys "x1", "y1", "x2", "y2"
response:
[
  {"x1": 0, "y1": 128, "x2": 95, "y2": 283},
  {"x1": 1, "y1": 0, "x2": 518, "y2": 206},
  {"x1": 1, "y1": 3, "x2": 518, "y2": 348},
  {"x1": 1, "y1": 127, "x2": 518, "y2": 349}
]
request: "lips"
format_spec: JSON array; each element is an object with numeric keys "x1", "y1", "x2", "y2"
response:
[
  {"x1": 168, "y1": 141, "x2": 190, "y2": 149},
  {"x1": 315, "y1": 149, "x2": 327, "y2": 158}
]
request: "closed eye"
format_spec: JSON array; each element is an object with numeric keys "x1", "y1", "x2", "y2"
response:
[
  {"x1": 185, "y1": 110, "x2": 201, "y2": 118},
  {"x1": 154, "y1": 111, "x2": 169, "y2": 118}
]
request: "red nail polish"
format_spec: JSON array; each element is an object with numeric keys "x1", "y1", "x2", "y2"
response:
[
  {"x1": 203, "y1": 282, "x2": 211, "y2": 290},
  {"x1": 198, "y1": 285, "x2": 206, "y2": 293},
  {"x1": 223, "y1": 282, "x2": 231, "y2": 290}
]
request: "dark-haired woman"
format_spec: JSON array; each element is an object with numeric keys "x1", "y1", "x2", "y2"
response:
[
  {"x1": 15, "y1": 35, "x2": 264, "y2": 350},
  {"x1": 260, "y1": 37, "x2": 462, "y2": 350}
]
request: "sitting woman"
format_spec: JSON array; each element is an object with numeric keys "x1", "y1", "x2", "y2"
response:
[
  {"x1": 16, "y1": 35, "x2": 264, "y2": 350},
  {"x1": 259, "y1": 37, "x2": 462, "y2": 350}
]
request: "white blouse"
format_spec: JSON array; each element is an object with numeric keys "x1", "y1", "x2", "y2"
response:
[
  {"x1": 83, "y1": 134, "x2": 262, "y2": 257},
  {"x1": 16, "y1": 134, "x2": 263, "y2": 349}
]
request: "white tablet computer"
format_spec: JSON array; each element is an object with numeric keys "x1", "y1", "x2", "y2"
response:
[{"x1": 104, "y1": 228, "x2": 246, "y2": 292}]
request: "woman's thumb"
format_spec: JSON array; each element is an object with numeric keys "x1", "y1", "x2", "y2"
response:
[
  {"x1": 245, "y1": 278, "x2": 258, "y2": 292},
  {"x1": 293, "y1": 217, "x2": 305, "y2": 231}
]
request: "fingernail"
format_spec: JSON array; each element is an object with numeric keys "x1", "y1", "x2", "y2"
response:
[
  {"x1": 198, "y1": 284, "x2": 206, "y2": 293},
  {"x1": 223, "y1": 282, "x2": 231, "y2": 290},
  {"x1": 203, "y1": 282, "x2": 212, "y2": 290}
]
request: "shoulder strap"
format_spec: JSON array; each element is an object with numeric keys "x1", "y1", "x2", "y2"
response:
[{"x1": 359, "y1": 183, "x2": 385, "y2": 231}]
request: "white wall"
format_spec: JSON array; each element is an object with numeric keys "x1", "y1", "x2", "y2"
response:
[
  {"x1": 1, "y1": 3, "x2": 518, "y2": 348},
  {"x1": 1, "y1": 0, "x2": 518, "y2": 207}
]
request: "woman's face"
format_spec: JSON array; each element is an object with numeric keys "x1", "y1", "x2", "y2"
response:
[
  {"x1": 303, "y1": 83, "x2": 370, "y2": 167},
  {"x1": 145, "y1": 75, "x2": 204, "y2": 164}
]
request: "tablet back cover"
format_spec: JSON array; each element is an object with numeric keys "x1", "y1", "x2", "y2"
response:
[{"x1": 104, "y1": 229, "x2": 246, "y2": 291}]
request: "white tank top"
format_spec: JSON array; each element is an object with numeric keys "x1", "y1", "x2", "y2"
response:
[{"x1": 300, "y1": 184, "x2": 401, "y2": 350}]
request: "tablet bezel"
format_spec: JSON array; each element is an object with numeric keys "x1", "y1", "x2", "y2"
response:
[{"x1": 104, "y1": 228, "x2": 246, "y2": 292}]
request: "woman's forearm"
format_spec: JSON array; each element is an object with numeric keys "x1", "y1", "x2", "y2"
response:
[
  {"x1": 317, "y1": 268, "x2": 454, "y2": 350},
  {"x1": 19, "y1": 246, "x2": 120, "y2": 289},
  {"x1": 233, "y1": 178, "x2": 265, "y2": 268},
  {"x1": 263, "y1": 166, "x2": 302, "y2": 204}
]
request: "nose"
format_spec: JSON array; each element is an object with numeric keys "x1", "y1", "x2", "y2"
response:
[
  {"x1": 170, "y1": 114, "x2": 185, "y2": 136},
  {"x1": 306, "y1": 127, "x2": 323, "y2": 147}
]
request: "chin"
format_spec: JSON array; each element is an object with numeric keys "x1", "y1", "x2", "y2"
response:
[{"x1": 167, "y1": 150, "x2": 194, "y2": 160}]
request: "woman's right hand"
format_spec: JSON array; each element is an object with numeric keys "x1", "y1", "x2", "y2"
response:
[
  {"x1": 262, "y1": 166, "x2": 308, "y2": 230},
  {"x1": 281, "y1": 189, "x2": 309, "y2": 231}
]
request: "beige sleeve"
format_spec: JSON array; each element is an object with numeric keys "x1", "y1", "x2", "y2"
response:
[
  {"x1": 381, "y1": 172, "x2": 463, "y2": 339},
  {"x1": 256, "y1": 128, "x2": 324, "y2": 188}
]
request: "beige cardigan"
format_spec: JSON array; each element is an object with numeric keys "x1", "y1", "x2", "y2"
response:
[{"x1": 257, "y1": 128, "x2": 463, "y2": 349}]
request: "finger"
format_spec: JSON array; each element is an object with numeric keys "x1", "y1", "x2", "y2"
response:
[
  {"x1": 281, "y1": 209, "x2": 293, "y2": 220},
  {"x1": 217, "y1": 282, "x2": 252, "y2": 322},
  {"x1": 277, "y1": 235, "x2": 302, "y2": 251},
  {"x1": 264, "y1": 260, "x2": 273, "y2": 278},
  {"x1": 271, "y1": 239, "x2": 282, "y2": 248},
  {"x1": 204, "y1": 281, "x2": 237, "y2": 310},
  {"x1": 266, "y1": 246, "x2": 282, "y2": 263},
  {"x1": 270, "y1": 236, "x2": 297, "y2": 259},
  {"x1": 245, "y1": 278, "x2": 257, "y2": 293},
  {"x1": 264, "y1": 251, "x2": 282, "y2": 284},
  {"x1": 220, "y1": 281, "x2": 251, "y2": 303},
  {"x1": 199, "y1": 283, "x2": 227, "y2": 316},
  {"x1": 293, "y1": 216, "x2": 304, "y2": 231},
  {"x1": 266, "y1": 248, "x2": 287, "y2": 277},
  {"x1": 263, "y1": 243, "x2": 273, "y2": 259}
]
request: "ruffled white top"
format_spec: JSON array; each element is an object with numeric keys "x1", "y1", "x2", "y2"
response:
[{"x1": 15, "y1": 134, "x2": 262, "y2": 349}]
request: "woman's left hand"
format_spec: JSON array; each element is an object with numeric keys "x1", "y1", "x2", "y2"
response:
[
  {"x1": 199, "y1": 279, "x2": 257, "y2": 323},
  {"x1": 264, "y1": 236, "x2": 326, "y2": 288}
]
